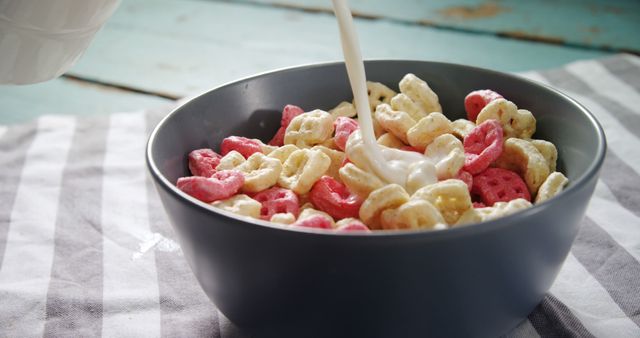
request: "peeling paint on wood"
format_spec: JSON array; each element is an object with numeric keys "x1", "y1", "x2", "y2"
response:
[{"x1": 438, "y1": 2, "x2": 510, "y2": 20}]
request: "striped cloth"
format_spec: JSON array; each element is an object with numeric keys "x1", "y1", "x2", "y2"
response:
[{"x1": 1, "y1": 54, "x2": 639, "y2": 337}]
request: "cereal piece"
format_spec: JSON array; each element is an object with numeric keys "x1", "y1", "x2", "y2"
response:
[
  {"x1": 359, "y1": 184, "x2": 410, "y2": 229},
  {"x1": 495, "y1": 138, "x2": 550, "y2": 194},
  {"x1": 472, "y1": 167, "x2": 531, "y2": 206},
  {"x1": 311, "y1": 145, "x2": 345, "y2": 180},
  {"x1": 176, "y1": 170, "x2": 244, "y2": 203},
  {"x1": 364, "y1": 81, "x2": 397, "y2": 111},
  {"x1": 270, "y1": 212, "x2": 296, "y2": 225},
  {"x1": 269, "y1": 104, "x2": 306, "y2": 146},
  {"x1": 266, "y1": 144, "x2": 299, "y2": 163},
  {"x1": 339, "y1": 163, "x2": 385, "y2": 199},
  {"x1": 211, "y1": 194, "x2": 262, "y2": 219},
  {"x1": 380, "y1": 199, "x2": 445, "y2": 230},
  {"x1": 334, "y1": 117, "x2": 359, "y2": 151},
  {"x1": 405, "y1": 160, "x2": 437, "y2": 195},
  {"x1": 329, "y1": 101, "x2": 357, "y2": 120},
  {"x1": 284, "y1": 109, "x2": 334, "y2": 148},
  {"x1": 535, "y1": 172, "x2": 569, "y2": 204},
  {"x1": 335, "y1": 218, "x2": 370, "y2": 232},
  {"x1": 412, "y1": 179, "x2": 472, "y2": 225},
  {"x1": 298, "y1": 207, "x2": 335, "y2": 226},
  {"x1": 221, "y1": 136, "x2": 263, "y2": 158},
  {"x1": 398, "y1": 73, "x2": 442, "y2": 114},
  {"x1": 252, "y1": 187, "x2": 300, "y2": 220},
  {"x1": 278, "y1": 148, "x2": 331, "y2": 194},
  {"x1": 188, "y1": 148, "x2": 221, "y2": 177},
  {"x1": 374, "y1": 103, "x2": 416, "y2": 144},
  {"x1": 456, "y1": 198, "x2": 532, "y2": 226},
  {"x1": 216, "y1": 150, "x2": 246, "y2": 170},
  {"x1": 390, "y1": 93, "x2": 428, "y2": 121},
  {"x1": 407, "y1": 112, "x2": 452, "y2": 151},
  {"x1": 309, "y1": 176, "x2": 363, "y2": 220},
  {"x1": 530, "y1": 139, "x2": 558, "y2": 172},
  {"x1": 450, "y1": 119, "x2": 476, "y2": 140},
  {"x1": 476, "y1": 99, "x2": 536, "y2": 139},
  {"x1": 464, "y1": 89, "x2": 503, "y2": 122},
  {"x1": 463, "y1": 119, "x2": 504, "y2": 175},
  {"x1": 260, "y1": 143, "x2": 278, "y2": 155},
  {"x1": 456, "y1": 170, "x2": 473, "y2": 192},
  {"x1": 292, "y1": 215, "x2": 333, "y2": 229},
  {"x1": 235, "y1": 153, "x2": 283, "y2": 193},
  {"x1": 268, "y1": 127, "x2": 286, "y2": 147},
  {"x1": 377, "y1": 133, "x2": 405, "y2": 149},
  {"x1": 425, "y1": 134, "x2": 465, "y2": 180}
]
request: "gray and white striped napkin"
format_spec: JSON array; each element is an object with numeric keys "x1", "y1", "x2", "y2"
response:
[{"x1": 1, "y1": 54, "x2": 639, "y2": 337}]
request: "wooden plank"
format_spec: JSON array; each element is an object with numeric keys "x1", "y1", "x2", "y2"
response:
[
  {"x1": 0, "y1": 78, "x2": 171, "y2": 125},
  {"x1": 226, "y1": 0, "x2": 640, "y2": 53},
  {"x1": 67, "y1": 0, "x2": 610, "y2": 98}
]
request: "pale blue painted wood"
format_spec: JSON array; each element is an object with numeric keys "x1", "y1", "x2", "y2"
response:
[
  {"x1": 67, "y1": 0, "x2": 610, "y2": 98},
  {"x1": 227, "y1": 0, "x2": 640, "y2": 52},
  {"x1": 0, "y1": 78, "x2": 171, "y2": 125}
]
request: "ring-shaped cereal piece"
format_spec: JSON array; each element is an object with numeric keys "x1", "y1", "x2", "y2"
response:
[
  {"x1": 411, "y1": 179, "x2": 472, "y2": 225},
  {"x1": 407, "y1": 112, "x2": 452, "y2": 152},
  {"x1": 252, "y1": 187, "x2": 300, "y2": 220},
  {"x1": 334, "y1": 117, "x2": 359, "y2": 151},
  {"x1": 399, "y1": 73, "x2": 442, "y2": 114},
  {"x1": 464, "y1": 89, "x2": 503, "y2": 122},
  {"x1": 530, "y1": 139, "x2": 558, "y2": 172},
  {"x1": 463, "y1": 119, "x2": 504, "y2": 175},
  {"x1": 380, "y1": 199, "x2": 445, "y2": 230},
  {"x1": 278, "y1": 148, "x2": 331, "y2": 194},
  {"x1": 284, "y1": 109, "x2": 334, "y2": 148},
  {"x1": 374, "y1": 104, "x2": 416, "y2": 144},
  {"x1": 330, "y1": 101, "x2": 357, "y2": 120},
  {"x1": 363, "y1": 81, "x2": 396, "y2": 111},
  {"x1": 377, "y1": 133, "x2": 406, "y2": 149},
  {"x1": 235, "y1": 153, "x2": 283, "y2": 193},
  {"x1": 338, "y1": 163, "x2": 385, "y2": 199},
  {"x1": 425, "y1": 134, "x2": 465, "y2": 180},
  {"x1": 211, "y1": 194, "x2": 262, "y2": 219},
  {"x1": 221, "y1": 136, "x2": 263, "y2": 158},
  {"x1": 450, "y1": 119, "x2": 476, "y2": 140},
  {"x1": 534, "y1": 172, "x2": 569, "y2": 204},
  {"x1": 266, "y1": 144, "x2": 299, "y2": 164},
  {"x1": 311, "y1": 145, "x2": 345, "y2": 181},
  {"x1": 359, "y1": 184, "x2": 410, "y2": 229},
  {"x1": 188, "y1": 148, "x2": 221, "y2": 177},
  {"x1": 176, "y1": 170, "x2": 245, "y2": 203},
  {"x1": 472, "y1": 167, "x2": 531, "y2": 206},
  {"x1": 309, "y1": 176, "x2": 363, "y2": 220},
  {"x1": 390, "y1": 93, "x2": 428, "y2": 121},
  {"x1": 476, "y1": 99, "x2": 536, "y2": 139},
  {"x1": 215, "y1": 150, "x2": 246, "y2": 171},
  {"x1": 335, "y1": 218, "x2": 371, "y2": 232},
  {"x1": 456, "y1": 198, "x2": 532, "y2": 226},
  {"x1": 494, "y1": 138, "x2": 550, "y2": 195}
]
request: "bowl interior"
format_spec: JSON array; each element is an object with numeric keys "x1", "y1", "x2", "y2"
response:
[{"x1": 149, "y1": 60, "x2": 603, "y2": 202}]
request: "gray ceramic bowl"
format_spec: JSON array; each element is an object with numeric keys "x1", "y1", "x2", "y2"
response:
[{"x1": 146, "y1": 61, "x2": 605, "y2": 337}]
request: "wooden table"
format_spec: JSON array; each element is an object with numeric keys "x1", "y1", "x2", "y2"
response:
[{"x1": 1, "y1": 0, "x2": 638, "y2": 125}]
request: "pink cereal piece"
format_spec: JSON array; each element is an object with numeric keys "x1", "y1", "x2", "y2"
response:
[
  {"x1": 268, "y1": 127, "x2": 286, "y2": 146},
  {"x1": 472, "y1": 167, "x2": 531, "y2": 206},
  {"x1": 472, "y1": 202, "x2": 486, "y2": 208},
  {"x1": 334, "y1": 117, "x2": 359, "y2": 151},
  {"x1": 309, "y1": 176, "x2": 363, "y2": 220},
  {"x1": 281, "y1": 104, "x2": 304, "y2": 127},
  {"x1": 456, "y1": 170, "x2": 473, "y2": 192},
  {"x1": 221, "y1": 136, "x2": 262, "y2": 158},
  {"x1": 176, "y1": 170, "x2": 244, "y2": 203},
  {"x1": 463, "y1": 119, "x2": 503, "y2": 175},
  {"x1": 464, "y1": 89, "x2": 503, "y2": 122},
  {"x1": 188, "y1": 148, "x2": 222, "y2": 177},
  {"x1": 252, "y1": 187, "x2": 300, "y2": 220},
  {"x1": 336, "y1": 220, "x2": 371, "y2": 232},
  {"x1": 293, "y1": 215, "x2": 333, "y2": 229}
]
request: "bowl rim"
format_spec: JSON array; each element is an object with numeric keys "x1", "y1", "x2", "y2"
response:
[{"x1": 146, "y1": 59, "x2": 607, "y2": 239}]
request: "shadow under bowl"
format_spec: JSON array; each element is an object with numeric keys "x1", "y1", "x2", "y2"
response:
[{"x1": 146, "y1": 60, "x2": 606, "y2": 337}]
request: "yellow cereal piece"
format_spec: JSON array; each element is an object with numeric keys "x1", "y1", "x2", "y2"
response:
[
  {"x1": 267, "y1": 144, "x2": 299, "y2": 163},
  {"x1": 270, "y1": 212, "x2": 296, "y2": 225},
  {"x1": 535, "y1": 172, "x2": 569, "y2": 204},
  {"x1": 476, "y1": 99, "x2": 536, "y2": 139},
  {"x1": 215, "y1": 150, "x2": 245, "y2": 170},
  {"x1": 407, "y1": 112, "x2": 452, "y2": 151},
  {"x1": 398, "y1": 73, "x2": 442, "y2": 114},
  {"x1": 530, "y1": 139, "x2": 558, "y2": 172},
  {"x1": 377, "y1": 132, "x2": 406, "y2": 149},
  {"x1": 405, "y1": 160, "x2": 437, "y2": 195},
  {"x1": 284, "y1": 109, "x2": 334, "y2": 148},
  {"x1": 235, "y1": 153, "x2": 282, "y2": 193},
  {"x1": 359, "y1": 184, "x2": 410, "y2": 229},
  {"x1": 425, "y1": 134, "x2": 465, "y2": 180},
  {"x1": 495, "y1": 138, "x2": 550, "y2": 195},
  {"x1": 339, "y1": 163, "x2": 385, "y2": 199},
  {"x1": 211, "y1": 194, "x2": 262, "y2": 219},
  {"x1": 450, "y1": 119, "x2": 476, "y2": 140},
  {"x1": 390, "y1": 93, "x2": 428, "y2": 121},
  {"x1": 278, "y1": 148, "x2": 331, "y2": 194},
  {"x1": 362, "y1": 81, "x2": 397, "y2": 111},
  {"x1": 374, "y1": 103, "x2": 416, "y2": 144},
  {"x1": 380, "y1": 199, "x2": 445, "y2": 230},
  {"x1": 329, "y1": 101, "x2": 357, "y2": 120},
  {"x1": 298, "y1": 207, "x2": 335, "y2": 227},
  {"x1": 456, "y1": 198, "x2": 532, "y2": 226},
  {"x1": 412, "y1": 179, "x2": 472, "y2": 225},
  {"x1": 312, "y1": 145, "x2": 345, "y2": 181}
]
